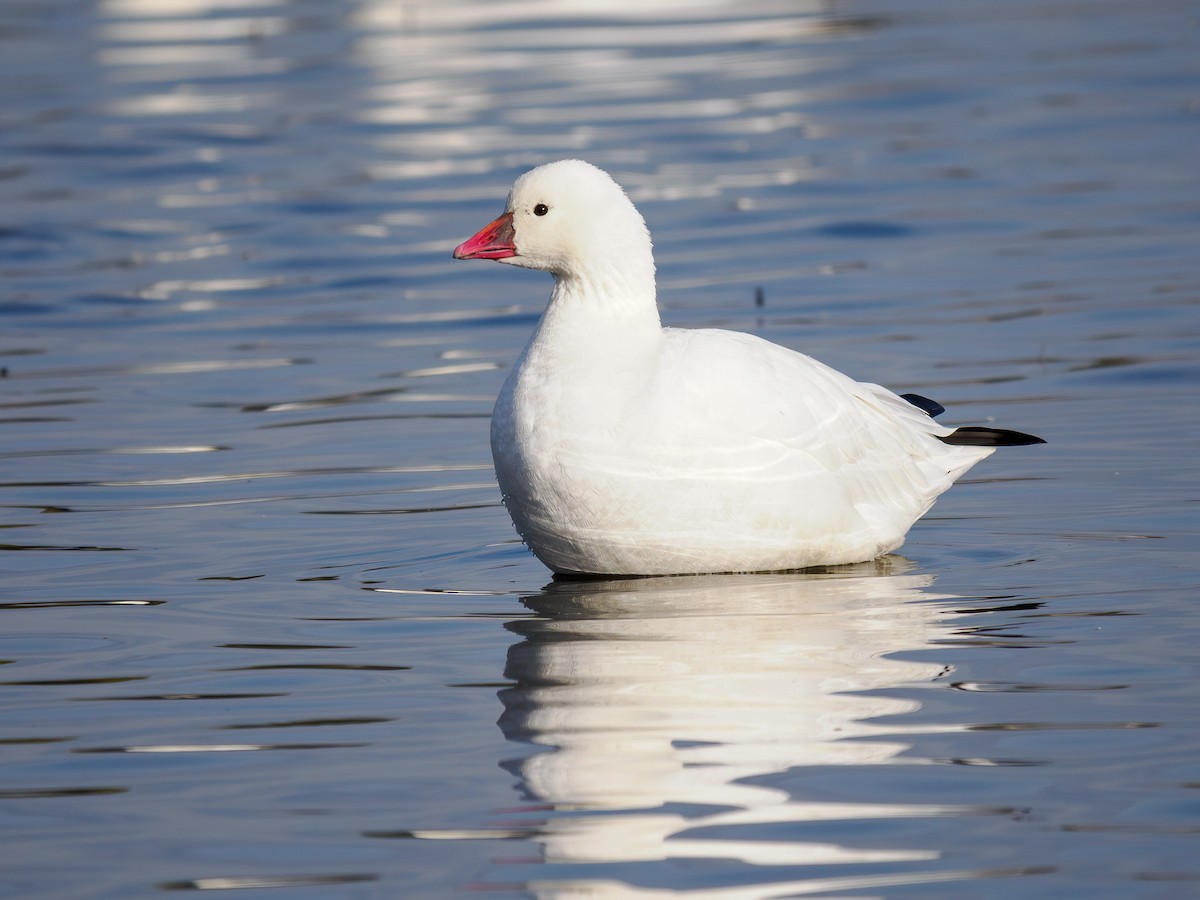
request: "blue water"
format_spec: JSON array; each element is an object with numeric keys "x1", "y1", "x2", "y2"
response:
[{"x1": 2, "y1": 0, "x2": 1198, "y2": 897}]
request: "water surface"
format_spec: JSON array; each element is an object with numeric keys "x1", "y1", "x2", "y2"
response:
[{"x1": 2, "y1": 0, "x2": 1198, "y2": 897}]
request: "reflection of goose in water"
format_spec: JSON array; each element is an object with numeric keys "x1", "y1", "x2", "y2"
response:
[{"x1": 493, "y1": 562, "x2": 970, "y2": 892}]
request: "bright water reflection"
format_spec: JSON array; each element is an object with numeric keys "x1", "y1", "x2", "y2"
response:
[
  {"x1": 503, "y1": 569, "x2": 952, "y2": 877},
  {"x1": 435, "y1": 566, "x2": 1051, "y2": 897},
  {"x1": 504, "y1": 569, "x2": 950, "y2": 800}
]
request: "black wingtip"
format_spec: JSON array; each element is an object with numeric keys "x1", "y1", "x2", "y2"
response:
[
  {"x1": 901, "y1": 392, "x2": 1043, "y2": 446},
  {"x1": 900, "y1": 393, "x2": 945, "y2": 418},
  {"x1": 940, "y1": 426, "x2": 1046, "y2": 447}
]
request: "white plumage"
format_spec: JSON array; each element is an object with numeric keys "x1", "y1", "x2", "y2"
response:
[{"x1": 454, "y1": 160, "x2": 1040, "y2": 576}]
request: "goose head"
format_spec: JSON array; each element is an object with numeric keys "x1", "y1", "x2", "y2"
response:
[{"x1": 454, "y1": 160, "x2": 655, "y2": 294}]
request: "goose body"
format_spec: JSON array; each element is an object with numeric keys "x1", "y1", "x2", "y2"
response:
[{"x1": 454, "y1": 160, "x2": 1041, "y2": 576}]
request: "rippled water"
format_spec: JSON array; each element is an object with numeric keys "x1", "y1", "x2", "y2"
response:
[{"x1": 2, "y1": 0, "x2": 1198, "y2": 897}]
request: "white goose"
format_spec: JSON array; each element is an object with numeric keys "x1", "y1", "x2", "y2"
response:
[{"x1": 454, "y1": 160, "x2": 1042, "y2": 576}]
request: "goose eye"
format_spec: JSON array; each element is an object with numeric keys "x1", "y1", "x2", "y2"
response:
[{"x1": 533, "y1": 203, "x2": 549, "y2": 217}]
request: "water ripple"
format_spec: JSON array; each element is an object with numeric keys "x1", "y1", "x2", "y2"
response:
[
  {"x1": 0, "y1": 786, "x2": 128, "y2": 798},
  {"x1": 159, "y1": 873, "x2": 379, "y2": 892}
]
